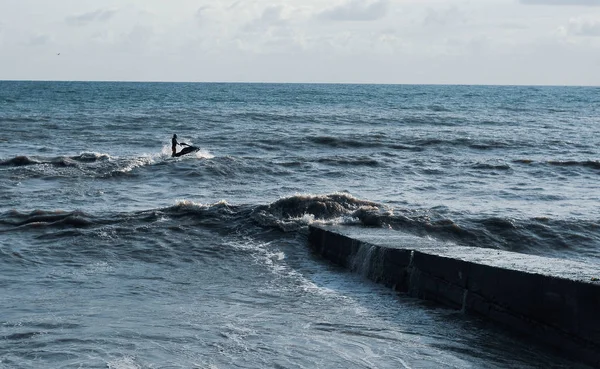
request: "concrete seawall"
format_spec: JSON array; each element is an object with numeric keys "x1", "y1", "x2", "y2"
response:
[{"x1": 308, "y1": 225, "x2": 600, "y2": 366}]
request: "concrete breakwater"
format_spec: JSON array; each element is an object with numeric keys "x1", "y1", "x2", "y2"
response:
[{"x1": 308, "y1": 225, "x2": 600, "y2": 366}]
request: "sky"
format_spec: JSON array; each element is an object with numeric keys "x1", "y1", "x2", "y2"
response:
[{"x1": 0, "y1": 0, "x2": 599, "y2": 85}]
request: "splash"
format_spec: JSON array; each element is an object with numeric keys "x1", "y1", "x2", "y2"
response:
[
  {"x1": 195, "y1": 149, "x2": 215, "y2": 159},
  {"x1": 160, "y1": 144, "x2": 172, "y2": 157},
  {"x1": 118, "y1": 154, "x2": 156, "y2": 173},
  {"x1": 73, "y1": 152, "x2": 112, "y2": 162},
  {"x1": 250, "y1": 193, "x2": 393, "y2": 231},
  {"x1": 174, "y1": 199, "x2": 229, "y2": 209}
]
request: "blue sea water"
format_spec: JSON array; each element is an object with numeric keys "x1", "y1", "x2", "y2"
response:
[{"x1": 0, "y1": 81, "x2": 599, "y2": 368}]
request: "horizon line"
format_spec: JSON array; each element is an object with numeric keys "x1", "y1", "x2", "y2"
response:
[{"x1": 0, "y1": 79, "x2": 598, "y2": 88}]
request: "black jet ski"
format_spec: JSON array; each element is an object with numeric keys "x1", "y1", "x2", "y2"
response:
[{"x1": 173, "y1": 144, "x2": 200, "y2": 157}]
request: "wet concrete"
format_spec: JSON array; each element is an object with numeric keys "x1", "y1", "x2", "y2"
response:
[{"x1": 308, "y1": 225, "x2": 600, "y2": 367}]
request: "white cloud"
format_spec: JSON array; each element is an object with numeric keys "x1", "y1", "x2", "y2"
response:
[
  {"x1": 243, "y1": 5, "x2": 288, "y2": 31},
  {"x1": 563, "y1": 17, "x2": 600, "y2": 36},
  {"x1": 28, "y1": 34, "x2": 51, "y2": 46},
  {"x1": 423, "y1": 6, "x2": 466, "y2": 27},
  {"x1": 118, "y1": 25, "x2": 154, "y2": 52},
  {"x1": 520, "y1": 0, "x2": 600, "y2": 5},
  {"x1": 317, "y1": 0, "x2": 390, "y2": 22},
  {"x1": 195, "y1": 5, "x2": 212, "y2": 26},
  {"x1": 66, "y1": 9, "x2": 118, "y2": 26}
]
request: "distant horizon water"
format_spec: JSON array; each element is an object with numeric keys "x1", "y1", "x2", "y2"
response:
[{"x1": 2, "y1": 78, "x2": 600, "y2": 88}]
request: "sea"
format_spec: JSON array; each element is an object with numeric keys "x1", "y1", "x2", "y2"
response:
[{"x1": 0, "y1": 81, "x2": 599, "y2": 368}]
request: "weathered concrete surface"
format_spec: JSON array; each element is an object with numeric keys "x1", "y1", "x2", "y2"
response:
[{"x1": 308, "y1": 224, "x2": 600, "y2": 367}]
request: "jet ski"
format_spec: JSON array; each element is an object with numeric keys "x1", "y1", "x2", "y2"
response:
[{"x1": 173, "y1": 143, "x2": 200, "y2": 157}]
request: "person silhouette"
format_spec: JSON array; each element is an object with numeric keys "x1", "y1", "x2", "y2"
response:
[
  {"x1": 171, "y1": 134, "x2": 179, "y2": 157},
  {"x1": 172, "y1": 134, "x2": 192, "y2": 157}
]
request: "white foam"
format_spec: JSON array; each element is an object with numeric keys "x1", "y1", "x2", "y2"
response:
[
  {"x1": 175, "y1": 199, "x2": 229, "y2": 209},
  {"x1": 221, "y1": 237, "x2": 357, "y2": 302},
  {"x1": 160, "y1": 144, "x2": 171, "y2": 157},
  {"x1": 77, "y1": 151, "x2": 113, "y2": 160},
  {"x1": 119, "y1": 154, "x2": 156, "y2": 173},
  {"x1": 195, "y1": 148, "x2": 214, "y2": 159},
  {"x1": 106, "y1": 356, "x2": 142, "y2": 369}
]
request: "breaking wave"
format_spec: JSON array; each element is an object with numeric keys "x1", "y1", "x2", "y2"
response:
[
  {"x1": 0, "y1": 152, "x2": 164, "y2": 178},
  {"x1": 2, "y1": 193, "x2": 598, "y2": 262},
  {"x1": 0, "y1": 153, "x2": 111, "y2": 167}
]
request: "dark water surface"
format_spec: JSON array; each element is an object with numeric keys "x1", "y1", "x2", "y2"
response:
[{"x1": 1, "y1": 81, "x2": 598, "y2": 368}]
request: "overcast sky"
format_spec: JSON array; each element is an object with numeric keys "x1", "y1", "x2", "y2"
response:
[{"x1": 1, "y1": 0, "x2": 599, "y2": 85}]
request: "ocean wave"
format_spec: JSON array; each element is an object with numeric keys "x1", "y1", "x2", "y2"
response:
[
  {"x1": 2, "y1": 194, "x2": 599, "y2": 261},
  {"x1": 308, "y1": 136, "x2": 380, "y2": 149},
  {"x1": 470, "y1": 163, "x2": 512, "y2": 171},
  {"x1": 547, "y1": 160, "x2": 600, "y2": 170},
  {"x1": 231, "y1": 112, "x2": 294, "y2": 122},
  {"x1": 512, "y1": 159, "x2": 600, "y2": 171},
  {"x1": 0, "y1": 116, "x2": 52, "y2": 123},
  {"x1": 513, "y1": 159, "x2": 534, "y2": 164},
  {"x1": 136, "y1": 194, "x2": 391, "y2": 233},
  {"x1": 0, "y1": 209, "x2": 97, "y2": 229},
  {"x1": 307, "y1": 135, "x2": 517, "y2": 152},
  {"x1": 414, "y1": 137, "x2": 512, "y2": 150},
  {"x1": 111, "y1": 115, "x2": 171, "y2": 124},
  {"x1": 390, "y1": 144, "x2": 422, "y2": 151},
  {"x1": 0, "y1": 153, "x2": 111, "y2": 168},
  {"x1": 0, "y1": 156, "x2": 41, "y2": 167},
  {"x1": 383, "y1": 211, "x2": 600, "y2": 257},
  {"x1": 239, "y1": 197, "x2": 598, "y2": 258},
  {"x1": 72, "y1": 152, "x2": 112, "y2": 163},
  {"x1": 317, "y1": 156, "x2": 380, "y2": 167},
  {"x1": 0, "y1": 152, "x2": 168, "y2": 180},
  {"x1": 468, "y1": 216, "x2": 600, "y2": 255},
  {"x1": 111, "y1": 155, "x2": 157, "y2": 175},
  {"x1": 250, "y1": 193, "x2": 392, "y2": 231},
  {"x1": 428, "y1": 105, "x2": 451, "y2": 112}
]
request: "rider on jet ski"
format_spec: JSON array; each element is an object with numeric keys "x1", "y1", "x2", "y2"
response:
[{"x1": 171, "y1": 134, "x2": 190, "y2": 157}]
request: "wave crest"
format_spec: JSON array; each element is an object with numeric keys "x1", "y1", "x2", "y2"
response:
[
  {"x1": 0, "y1": 152, "x2": 112, "y2": 167},
  {"x1": 251, "y1": 193, "x2": 391, "y2": 231},
  {"x1": 0, "y1": 209, "x2": 95, "y2": 229},
  {"x1": 548, "y1": 160, "x2": 600, "y2": 170},
  {"x1": 3, "y1": 194, "x2": 599, "y2": 262}
]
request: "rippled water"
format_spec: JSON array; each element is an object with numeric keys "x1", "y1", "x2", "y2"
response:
[{"x1": 1, "y1": 81, "x2": 598, "y2": 368}]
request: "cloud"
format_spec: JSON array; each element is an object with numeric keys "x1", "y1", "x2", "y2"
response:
[
  {"x1": 66, "y1": 9, "x2": 118, "y2": 26},
  {"x1": 116, "y1": 25, "x2": 154, "y2": 52},
  {"x1": 260, "y1": 6, "x2": 286, "y2": 25},
  {"x1": 317, "y1": 0, "x2": 390, "y2": 22},
  {"x1": 242, "y1": 5, "x2": 289, "y2": 32},
  {"x1": 195, "y1": 5, "x2": 211, "y2": 24},
  {"x1": 562, "y1": 17, "x2": 600, "y2": 36},
  {"x1": 27, "y1": 34, "x2": 52, "y2": 46},
  {"x1": 423, "y1": 7, "x2": 466, "y2": 27},
  {"x1": 520, "y1": 0, "x2": 600, "y2": 5},
  {"x1": 28, "y1": 34, "x2": 51, "y2": 46}
]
